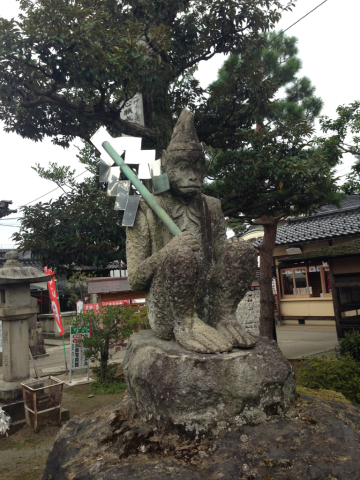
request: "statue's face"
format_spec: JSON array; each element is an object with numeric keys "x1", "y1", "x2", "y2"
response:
[{"x1": 167, "y1": 152, "x2": 205, "y2": 199}]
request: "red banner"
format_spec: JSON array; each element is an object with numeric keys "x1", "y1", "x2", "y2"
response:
[{"x1": 44, "y1": 266, "x2": 64, "y2": 336}]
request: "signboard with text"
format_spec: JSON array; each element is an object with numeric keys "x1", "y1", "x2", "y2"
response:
[
  {"x1": 84, "y1": 300, "x2": 129, "y2": 313},
  {"x1": 70, "y1": 326, "x2": 90, "y2": 370}
]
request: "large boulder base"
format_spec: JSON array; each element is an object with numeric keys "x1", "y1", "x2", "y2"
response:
[
  {"x1": 42, "y1": 393, "x2": 360, "y2": 480},
  {"x1": 123, "y1": 330, "x2": 296, "y2": 431}
]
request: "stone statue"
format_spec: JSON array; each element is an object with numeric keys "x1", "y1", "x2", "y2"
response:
[{"x1": 126, "y1": 109, "x2": 257, "y2": 353}]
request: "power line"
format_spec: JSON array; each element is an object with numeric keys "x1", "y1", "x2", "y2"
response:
[
  {"x1": 0, "y1": 170, "x2": 88, "y2": 228},
  {"x1": 271, "y1": 0, "x2": 329, "y2": 42},
  {"x1": 336, "y1": 164, "x2": 354, "y2": 174},
  {"x1": 23, "y1": 170, "x2": 87, "y2": 206},
  {"x1": 212, "y1": 0, "x2": 330, "y2": 85}
]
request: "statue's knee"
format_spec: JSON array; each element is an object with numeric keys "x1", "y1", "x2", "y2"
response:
[
  {"x1": 161, "y1": 248, "x2": 198, "y2": 278},
  {"x1": 217, "y1": 239, "x2": 257, "y2": 277},
  {"x1": 224, "y1": 238, "x2": 256, "y2": 260}
]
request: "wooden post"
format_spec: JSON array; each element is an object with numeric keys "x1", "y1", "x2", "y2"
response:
[
  {"x1": 98, "y1": 293, "x2": 103, "y2": 310},
  {"x1": 33, "y1": 391, "x2": 38, "y2": 433},
  {"x1": 98, "y1": 293, "x2": 103, "y2": 329},
  {"x1": 329, "y1": 261, "x2": 343, "y2": 340}
]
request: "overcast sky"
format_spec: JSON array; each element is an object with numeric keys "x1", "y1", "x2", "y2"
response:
[{"x1": 1, "y1": 0, "x2": 359, "y2": 246}]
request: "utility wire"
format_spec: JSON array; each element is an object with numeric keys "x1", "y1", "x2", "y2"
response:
[
  {"x1": 0, "y1": 170, "x2": 88, "y2": 228},
  {"x1": 212, "y1": 0, "x2": 330, "y2": 85},
  {"x1": 23, "y1": 170, "x2": 87, "y2": 206},
  {"x1": 270, "y1": 0, "x2": 329, "y2": 42}
]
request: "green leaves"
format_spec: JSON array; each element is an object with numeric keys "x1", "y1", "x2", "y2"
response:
[
  {"x1": 12, "y1": 180, "x2": 126, "y2": 268},
  {"x1": 0, "y1": 0, "x2": 292, "y2": 149},
  {"x1": 74, "y1": 305, "x2": 150, "y2": 382},
  {"x1": 297, "y1": 354, "x2": 360, "y2": 404},
  {"x1": 338, "y1": 330, "x2": 360, "y2": 362},
  {"x1": 203, "y1": 114, "x2": 341, "y2": 221},
  {"x1": 201, "y1": 29, "x2": 342, "y2": 223}
]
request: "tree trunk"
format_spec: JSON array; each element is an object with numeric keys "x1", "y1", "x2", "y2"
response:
[
  {"x1": 258, "y1": 215, "x2": 279, "y2": 340},
  {"x1": 100, "y1": 339, "x2": 110, "y2": 382}
]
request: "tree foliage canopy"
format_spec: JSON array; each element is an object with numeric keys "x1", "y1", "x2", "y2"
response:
[
  {"x1": 201, "y1": 33, "x2": 342, "y2": 340},
  {"x1": 0, "y1": 0, "x2": 294, "y2": 151},
  {"x1": 203, "y1": 31, "x2": 340, "y2": 224},
  {"x1": 12, "y1": 179, "x2": 126, "y2": 267},
  {"x1": 204, "y1": 116, "x2": 341, "y2": 222},
  {"x1": 320, "y1": 101, "x2": 360, "y2": 195}
]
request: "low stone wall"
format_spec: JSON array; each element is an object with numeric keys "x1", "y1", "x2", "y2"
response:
[
  {"x1": 38, "y1": 311, "x2": 75, "y2": 339},
  {"x1": 29, "y1": 327, "x2": 47, "y2": 357},
  {"x1": 236, "y1": 289, "x2": 260, "y2": 335}
]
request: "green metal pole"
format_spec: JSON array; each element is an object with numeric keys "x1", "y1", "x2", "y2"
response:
[
  {"x1": 102, "y1": 141, "x2": 181, "y2": 237},
  {"x1": 54, "y1": 268, "x2": 68, "y2": 375}
]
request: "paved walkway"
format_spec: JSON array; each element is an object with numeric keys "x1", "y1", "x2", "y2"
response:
[
  {"x1": 276, "y1": 325, "x2": 338, "y2": 359},
  {"x1": 0, "y1": 325, "x2": 339, "y2": 381}
]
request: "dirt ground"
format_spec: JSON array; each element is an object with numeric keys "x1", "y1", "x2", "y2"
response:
[{"x1": 0, "y1": 382, "x2": 126, "y2": 480}]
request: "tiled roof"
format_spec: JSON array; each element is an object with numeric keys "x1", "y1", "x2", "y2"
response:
[
  {"x1": 0, "y1": 249, "x2": 43, "y2": 271},
  {"x1": 0, "y1": 249, "x2": 32, "y2": 259},
  {"x1": 62, "y1": 260, "x2": 125, "y2": 271},
  {"x1": 315, "y1": 195, "x2": 360, "y2": 214},
  {"x1": 281, "y1": 238, "x2": 360, "y2": 262},
  {"x1": 0, "y1": 250, "x2": 124, "y2": 273},
  {"x1": 0, "y1": 257, "x2": 43, "y2": 271},
  {"x1": 253, "y1": 195, "x2": 360, "y2": 248},
  {"x1": 270, "y1": 211, "x2": 360, "y2": 247}
]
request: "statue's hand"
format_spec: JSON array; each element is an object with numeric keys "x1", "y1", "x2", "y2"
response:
[{"x1": 165, "y1": 231, "x2": 200, "y2": 254}]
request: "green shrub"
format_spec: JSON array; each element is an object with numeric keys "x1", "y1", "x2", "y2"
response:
[
  {"x1": 74, "y1": 305, "x2": 150, "y2": 383},
  {"x1": 297, "y1": 355, "x2": 360, "y2": 403},
  {"x1": 338, "y1": 330, "x2": 360, "y2": 362}
]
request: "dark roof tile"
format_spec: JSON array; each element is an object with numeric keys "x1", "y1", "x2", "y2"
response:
[{"x1": 254, "y1": 210, "x2": 360, "y2": 248}]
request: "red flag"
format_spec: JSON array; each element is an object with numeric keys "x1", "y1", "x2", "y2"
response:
[{"x1": 44, "y1": 266, "x2": 64, "y2": 336}]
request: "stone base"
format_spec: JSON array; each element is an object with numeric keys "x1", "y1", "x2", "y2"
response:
[
  {"x1": 123, "y1": 330, "x2": 296, "y2": 432},
  {"x1": 0, "y1": 379, "x2": 25, "y2": 403},
  {"x1": 42, "y1": 392, "x2": 360, "y2": 480}
]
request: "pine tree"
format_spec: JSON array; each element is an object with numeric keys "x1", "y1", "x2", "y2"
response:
[{"x1": 203, "y1": 32, "x2": 341, "y2": 340}]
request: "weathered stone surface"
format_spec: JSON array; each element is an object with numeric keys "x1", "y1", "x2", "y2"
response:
[
  {"x1": 126, "y1": 108, "x2": 258, "y2": 353},
  {"x1": 123, "y1": 330, "x2": 295, "y2": 431},
  {"x1": 236, "y1": 289, "x2": 260, "y2": 335},
  {"x1": 42, "y1": 392, "x2": 360, "y2": 480}
]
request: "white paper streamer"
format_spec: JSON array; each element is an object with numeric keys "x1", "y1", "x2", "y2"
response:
[{"x1": 0, "y1": 408, "x2": 10, "y2": 437}]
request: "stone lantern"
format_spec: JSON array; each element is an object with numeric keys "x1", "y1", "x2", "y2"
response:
[{"x1": 0, "y1": 252, "x2": 53, "y2": 402}]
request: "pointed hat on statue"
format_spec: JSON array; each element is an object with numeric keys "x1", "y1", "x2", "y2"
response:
[{"x1": 162, "y1": 109, "x2": 203, "y2": 168}]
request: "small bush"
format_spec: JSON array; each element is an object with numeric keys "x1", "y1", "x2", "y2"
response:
[
  {"x1": 297, "y1": 355, "x2": 360, "y2": 404},
  {"x1": 74, "y1": 305, "x2": 150, "y2": 383},
  {"x1": 338, "y1": 330, "x2": 360, "y2": 362}
]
